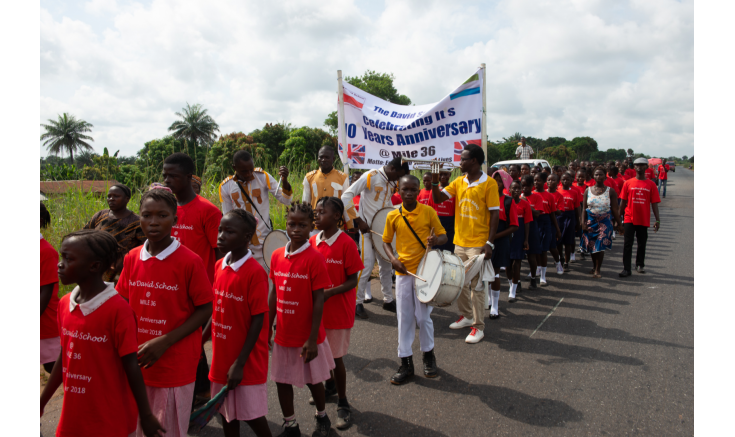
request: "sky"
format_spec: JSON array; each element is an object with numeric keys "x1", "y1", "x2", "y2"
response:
[{"x1": 40, "y1": 0, "x2": 694, "y2": 159}]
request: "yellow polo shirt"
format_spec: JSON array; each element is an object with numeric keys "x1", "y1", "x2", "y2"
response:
[
  {"x1": 442, "y1": 172, "x2": 500, "y2": 248},
  {"x1": 382, "y1": 203, "x2": 446, "y2": 275}
]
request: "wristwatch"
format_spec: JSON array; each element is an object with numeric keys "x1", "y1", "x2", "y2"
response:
[{"x1": 486, "y1": 241, "x2": 495, "y2": 249}]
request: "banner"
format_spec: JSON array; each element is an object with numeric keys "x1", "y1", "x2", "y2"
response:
[{"x1": 338, "y1": 68, "x2": 484, "y2": 170}]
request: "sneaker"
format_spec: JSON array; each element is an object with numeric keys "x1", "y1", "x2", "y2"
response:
[
  {"x1": 449, "y1": 315, "x2": 474, "y2": 329},
  {"x1": 363, "y1": 298, "x2": 373, "y2": 304},
  {"x1": 313, "y1": 414, "x2": 332, "y2": 437},
  {"x1": 336, "y1": 404, "x2": 352, "y2": 430},
  {"x1": 556, "y1": 263, "x2": 564, "y2": 275},
  {"x1": 539, "y1": 278, "x2": 548, "y2": 287},
  {"x1": 382, "y1": 300, "x2": 396, "y2": 313},
  {"x1": 570, "y1": 253, "x2": 577, "y2": 263},
  {"x1": 276, "y1": 423, "x2": 301, "y2": 437},
  {"x1": 529, "y1": 278, "x2": 537, "y2": 289},
  {"x1": 465, "y1": 328, "x2": 484, "y2": 343},
  {"x1": 563, "y1": 263, "x2": 569, "y2": 272},
  {"x1": 636, "y1": 266, "x2": 646, "y2": 273},
  {"x1": 500, "y1": 266, "x2": 506, "y2": 271}
]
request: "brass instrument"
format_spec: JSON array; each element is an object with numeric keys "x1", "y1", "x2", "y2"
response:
[{"x1": 400, "y1": 157, "x2": 458, "y2": 173}]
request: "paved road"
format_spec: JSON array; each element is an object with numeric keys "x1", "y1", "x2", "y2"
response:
[{"x1": 41, "y1": 169, "x2": 694, "y2": 436}]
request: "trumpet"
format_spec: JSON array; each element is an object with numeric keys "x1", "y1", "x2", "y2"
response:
[{"x1": 400, "y1": 157, "x2": 458, "y2": 173}]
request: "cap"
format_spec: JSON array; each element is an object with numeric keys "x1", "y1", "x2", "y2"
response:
[{"x1": 634, "y1": 157, "x2": 648, "y2": 165}]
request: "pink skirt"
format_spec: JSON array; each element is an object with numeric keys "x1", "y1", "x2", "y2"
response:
[
  {"x1": 40, "y1": 337, "x2": 61, "y2": 365},
  {"x1": 135, "y1": 382, "x2": 195, "y2": 437},
  {"x1": 270, "y1": 341, "x2": 335, "y2": 387},
  {"x1": 210, "y1": 382, "x2": 268, "y2": 422},
  {"x1": 325, "y1": 329, "x2": 351, "y2": 359}
]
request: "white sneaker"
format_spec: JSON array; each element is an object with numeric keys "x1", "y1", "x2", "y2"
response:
[
  {"x1": 449, "y1": 316, "x2": 474, "y2": 329},
  {"x1": 570, "y1": 253, "x2": 576, "y2": 262},
  {"x1": 612, "y1": 232, "x2": 616, "y2": 240},
  {"x1": 465, "y1": 328, "x2": 484, "y2": 344},
  {"x1": 536, "y1": 267, "x2": 541, "y2": 276},
  {"x1": 556, "y1": 263, "x2": 564, "y2": 275},
  {"x1": 539, "y1": 279, "x2": 548, "y2": 287}
]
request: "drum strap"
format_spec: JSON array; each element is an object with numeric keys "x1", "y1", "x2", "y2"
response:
[
  {"x1": 234, "y1": 177, "x2": 272, "y2": 231},
  {"x1": 399, "y1": 206, "x2": 426, "y2": 250}
]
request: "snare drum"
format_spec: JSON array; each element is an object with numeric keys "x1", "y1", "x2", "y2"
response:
[
  {"x1": 263, "y1": 230, "x2": 289, "y2": 270},
  {"x1": 415, "y1": 250, "x2": 465, "y2": 307},
  {"x1": 370, "y1": 207, "x2": 399, "y2": 262}
]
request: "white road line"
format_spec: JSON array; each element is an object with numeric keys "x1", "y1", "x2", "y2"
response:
[{"x1": 530, "y1": 297, "x2": 564, "y2": 337}]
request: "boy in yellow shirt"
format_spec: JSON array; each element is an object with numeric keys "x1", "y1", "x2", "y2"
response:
[{"x1": 382, "y1": 175, "x2": 447, "y2": 386}]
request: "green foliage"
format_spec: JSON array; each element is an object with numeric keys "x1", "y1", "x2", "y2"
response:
[
  {"x1": 136, "y1": 135, "x2": 206, "y2": 180},
  {"x1": 566, "y1": 137, "x2": 599, "y2": 161},
  {"x1": 41, "y1": 162, "x2": 82, "y2": 181},
  {"x1": 545, "y1": 137, "x2": 567, "y2": 149},
  {"x1": 689, "y1": 156, "x2": 694, "y2": 163},
  {"x1": 485, "y1": 143, "x2": 502, "y2": 166},
  {"x1": 40, "y1": 113, "x2": 95, "y2": 164},
  {"x1": 502, "y1": 132, "x2": 523, "y2": 143},
  {"x1": 539, "y1": 145, "x2": 577, "y2": 165},
  {"x1": 204, "y1": 132, "x2": 268, "y2": 183},
  {"x1": 626, "y1": 148, "x2": 634, "y2": 157},
  {"x1": 168, "y1": 103, "x2": 220, "y2": 148},
  {"x1": 250, "y1": 122, "x2": 293, "y2": 160},
  {"x1": 682, "y1": 155, "x2": 688, "y2": 161},
  {"x1": 116, "y1": 164, "x2": 146, "y2": 190},
  {"x1": 279, "y1": 127, "x2": 336, "y2": 168},
  {"x1": 325, "y1": 70, "x2": 412, "y2": 134}
]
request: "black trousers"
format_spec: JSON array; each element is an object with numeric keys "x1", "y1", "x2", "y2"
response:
[{"x1": 623, "y1": 223, "x2": 648, "y2": 271}]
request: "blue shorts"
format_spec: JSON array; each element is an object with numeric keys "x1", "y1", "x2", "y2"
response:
[
  {"x1": 491, "y1": 220, "x2": 511, "y2": 270},
  {"x1": 525, "y1": 219, "x2": 542, "y2": 255},
  {"x1": 556, "y1": 210, "x2": 576, "y2": 246},
  {"x1": 510, "y1": 218, "x2": 526, "y2": 260},
  {"x1": 537, "y1": 214, "x2": 555, "y2": 252}
]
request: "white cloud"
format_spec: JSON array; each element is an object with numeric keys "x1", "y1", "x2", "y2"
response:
[{"x1": 40, "y1": 0, "x2": 693, "y2": 158}]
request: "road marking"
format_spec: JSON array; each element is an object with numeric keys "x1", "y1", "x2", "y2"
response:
[{"x1": 530, "y1": 297, "x2": 564, "y2": 337}]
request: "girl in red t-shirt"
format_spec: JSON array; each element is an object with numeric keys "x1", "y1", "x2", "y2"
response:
[
  {"x1": 209, "y1": 209, "x2": 271, "y2": 437},
  {"x1": 506, "y1": 180, "x2": 532, "y2": 300},
  {"x1": 311, "y1": 197, "x2": 364, "y2": 430},
  {"x1": 269, "y1": 202, "x2": 335, "y2": 437},
  {"x1": 520, "y1": 175, "x2": 542, "y2": 288},
  {"x1": 40, "y1": 230, "x2": 164, "y2": 437},
  {"x1": 534, "y1": 173, "x2": 563, "y2": 283},
  {"x1": 116, "y1": 188, "x2": 214, "y2": 437},
  {"x1": 40, "y1": 203, "x2": 60, "y2": 374},
  {"x1": 557, "y1": 173, "x2": 583, "y2": 270}
]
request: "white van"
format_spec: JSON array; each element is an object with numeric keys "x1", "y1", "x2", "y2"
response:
[{"x1": 490, "y1": 159, "x2": 552, "y2": 171}]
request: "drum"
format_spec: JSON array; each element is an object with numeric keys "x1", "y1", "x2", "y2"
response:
[
  {"x1": 415, "y1": 250, "x2": 465, "y2": 307},
  {"x1": 370, "y1": 207, "x2": 399, "y2": 262},
  {"x1": 263, "y1": 230, "x2": 289, "y2": 270}
]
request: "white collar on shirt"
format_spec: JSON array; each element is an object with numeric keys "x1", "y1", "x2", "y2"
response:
[
  {"x1": 463, "y1": 172, "x2": 488, "y2": 188},
  {"x1": 140, "y1": 238, "x2": 180, "y2": 261},
  {"x1": 316, "y1": 229, "x2": 342, "y2": 246},
  {"x1": 284, "y1": 241, "x2": 310, "y2": 258},
  {"x1": 69, "y1": 282, "x2": 117, "y2": 316},
  {"x1": 221, "y1": 250, "x2": 253, "y2": 272}
]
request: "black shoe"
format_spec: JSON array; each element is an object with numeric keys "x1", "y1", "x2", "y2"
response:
[
  {"x1": 488, "y1": 314, "x2": 500, "y2": 320},
  {"x1": 336, "y1": 403, "x2": 352, "y2": 430},
  {"x1": 619, "y1": 270, "x2": 632, "y2": 277},
  {"x1": 363, "y1": 298, "x2": 373, "y2": 304},
  {"x1": 355, "y1": 303, "x2": 368, "y2": 319},
  {"x1": 422, "y1": 349, "x2": 438, "y2": 378},
  {"x1": 276, "y1": 423, "x2": 301, "y2": 437},
  {"x1": 529, "y1": 278, "x2": 537, "y2": 289},
  {"x1": 390, "y1": 356, "x2": 414, "y2": 385},
  {"x1": 563, "y1": 262, "x2": 569, "y2": 272},
  {"x1": 308, "y1": 382, "x2": 337, "y2": 405},
  {"x1": 636, "y1": 265, "x2": 646, "y2": 273},
  {"x1": 382, "y1": 300, "x2": 397, "y2": 313},
  {"x1": 516, "y1": 281, "x2": 522, "y2": 294},
  {"x1": 313, "y1": 414, "x2": 331, "y2": 437}
]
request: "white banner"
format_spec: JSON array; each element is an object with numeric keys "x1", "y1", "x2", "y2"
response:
[{"x1": 338, "y1": 69, "x2": 484, "y2": 170}]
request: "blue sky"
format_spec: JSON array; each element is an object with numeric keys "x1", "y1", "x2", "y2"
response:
[{"x1": 40, "y1": 0, "x2": 693, "y2": 159}]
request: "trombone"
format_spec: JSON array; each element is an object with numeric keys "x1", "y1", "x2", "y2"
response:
[{"x1": 400, "y1": 157, "x2": 458, "y2": 173}]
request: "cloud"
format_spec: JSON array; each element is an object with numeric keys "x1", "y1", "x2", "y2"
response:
[{"x1": 40, "y1": 0, "x2": 693, "y2": 158}]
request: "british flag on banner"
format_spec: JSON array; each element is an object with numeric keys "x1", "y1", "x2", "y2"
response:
[
  {"x1": 339, "y1": 143, "x2": 365, "y2": 165},
  {"x1": 453, "y1": 139, "x2": 482, "y2": 161}
]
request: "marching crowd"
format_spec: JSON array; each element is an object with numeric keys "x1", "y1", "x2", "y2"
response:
[{"x1": 39, "y1": 146, "x2": 668, "y2": 437}]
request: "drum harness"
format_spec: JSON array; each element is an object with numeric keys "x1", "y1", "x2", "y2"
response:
[
  {"x1": 235, "y1": 177, "x2": 273, "y2": 231},
  {"x1": 398, "y1": 206, "x2": 426, "y2": 250}
]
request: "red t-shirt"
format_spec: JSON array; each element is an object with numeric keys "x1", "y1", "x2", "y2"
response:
[
  {"x1": 391, "y1": 192, "x2": 402, "y2": 206},
  {"x1": 533, "y1": 190, "x2": 557, "y2": 215},
  {"x1": 40, "y1": 237, "x2": 60, "y2": 340},
  {"x1": 605, "y1": 177, "x2": 619, "y2": 195},
  {"x1": 513, "y1": 198, "x2": 533, "y2": 223},
  {"x1": 116, "y1": 244, "x2": 213, "y2": 387},
  {"x1": 209, "y1": 256, "x2": 270, "y2": 386},
  {"x1": 624, "y1": 169, "x2": 636, "y2": 180},
  {"x1": 658, "y1": 165, "x2": 669, "y2": 180},
  {"x1": 557, "y1": 188, "x2": 581, "y2": 211},
  {"x1": 173, "y1": 195, "x2": 221, "y2": 282},
  {"x1": 548, "y1": 190, "x2": 564, "y2": 211},
  {"x1": 353, "y1": 194, "x2": 361, "y2": 212},
  {"x1": 573, "y1": 183, "x2": 586, "y2": 197},
  {"x1": 56, "y1": 293, "x2": 139, "y2": 437},
  {"x1": 309, "y1": 232, "x2": 364, "y2": 330},
  {"x1": 497, "y1": 194, "x2": 519, "y2": 227},
  {"x1": 417, "y1": 189, "x2": 455, "y2": 217},
  {"x1": 523, "y1": 192, "x2": 545, "y2": 215},
  {"x1": 585, "y1": 179, "x2": 595, "y2": 187},
  {"x1": 615, "y1": 175, "x2": 626, "y2": 193},
  {"x1": 269, "y1": 244, "x2": 332, "y2": 347},
  {"x1": 645, "y1": 168, "x2": 655, "y2": 180},
  {"x1": 620, "y1": 179, "x2": 661, "y2": 227}
]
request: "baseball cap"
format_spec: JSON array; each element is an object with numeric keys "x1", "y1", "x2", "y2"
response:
[{"x1": 633, "y1": 157, "x2": 648, "y2": 165}]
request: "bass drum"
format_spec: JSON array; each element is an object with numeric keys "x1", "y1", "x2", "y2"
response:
[
  {"x1": 370, "y1": 207, "x2": 399, "y2": 263},
  {"x1": 263, "y1": 230, "x2": 290, "y2": 270},
  {"x1": 415, "y1": 250, "x2": 465, "y2": 307}
]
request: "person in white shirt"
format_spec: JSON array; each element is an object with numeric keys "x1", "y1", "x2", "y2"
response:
[
  {"x1": 515, "y1": 137, "x2": 534, "y2": 160},
  {"x1": 342, "y1": 157, "x2": 409, "y2": 319},
  {"x1": 219, "y1": 150, "x2": 292, "y2": 273}
]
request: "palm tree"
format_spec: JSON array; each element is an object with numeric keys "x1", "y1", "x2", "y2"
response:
[
  {"x1": 40, "y1": 113, "x2": 94, "y2": 164},
  {"x1": 167, "y1": 103, "x2": 220, "y2": 148},
  {"x1": 503, "y1": 132, "x2": 523, "y2": 143},
  {"x1": 627, "y1": 148, "x2": 634, "y2": 157}
]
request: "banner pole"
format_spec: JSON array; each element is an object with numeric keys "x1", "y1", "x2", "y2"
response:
[
  {"x1": 337, "y1": 70, "x2": 349, "y2": 175},
  {"x1": 480, "y1": 63, "x2": 488, "y2": 173}
]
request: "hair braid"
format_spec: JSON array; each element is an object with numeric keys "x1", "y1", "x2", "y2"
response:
[
  {"x1": 316, "y1": 196, "x2": 344, "y2": 228},
  {"x1": 62, "y1": 229, "x2": 124, "y2": 275},
  {"x1": 288, "y1": 201, "x2": 314, "y2": 223}
]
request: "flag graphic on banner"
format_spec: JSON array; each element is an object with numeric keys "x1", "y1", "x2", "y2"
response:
[
  {"x1": 450, "y1": 73, "x2": 481, "y2": 100},
  {"x1": 340, "y1": 143, "x2": 365, "y2": 164},
  {"x1": 454, "y1": 139, "x2": 483, "y2": 161},
  {"x1": 343, "y1": 91, "x2": 365, "y2": 109}
]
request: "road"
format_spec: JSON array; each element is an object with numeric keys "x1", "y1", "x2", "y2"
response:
[{"x1": 40, "y1": 169, "x2": 694, "y2": 436}]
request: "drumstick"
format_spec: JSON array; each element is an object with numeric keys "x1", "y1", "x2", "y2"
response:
[
  {"x1": 420, "y1": 228, "x2": 434, "y2": 276},
  {"x1": 370, "y1": 230, "x2": 383, "y2": 237},
  {"x1": 406, "y1": 271, "x2": 427, "y2": 282}
]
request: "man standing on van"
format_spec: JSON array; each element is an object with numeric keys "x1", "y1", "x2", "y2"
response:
[{"x1": 515, "y1": 137, "x2": 534, "y2": 160}]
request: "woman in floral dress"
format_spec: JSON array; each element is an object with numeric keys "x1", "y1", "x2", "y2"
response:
[{"x1": 580, "y1": 167, "x2": 624, "y2": 278}]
